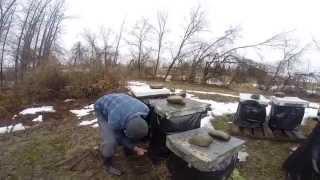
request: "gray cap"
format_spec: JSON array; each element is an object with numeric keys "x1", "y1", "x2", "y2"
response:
[{"x1": 125, "y1": 116, "x2": 148, "y2": 140}]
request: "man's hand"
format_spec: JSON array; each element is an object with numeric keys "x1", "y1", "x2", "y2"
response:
[{"x1": 133, "y1": 146, "x2": 148, "y2": 156}]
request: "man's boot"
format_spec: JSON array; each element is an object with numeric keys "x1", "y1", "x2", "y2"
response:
[{"x1": 103, "y1": 157, "x2": 123, "y2": 176}]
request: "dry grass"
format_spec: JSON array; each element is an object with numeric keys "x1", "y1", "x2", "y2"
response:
[{"x1": 0, "y1": 64, "x2": 125, "y2": 120}]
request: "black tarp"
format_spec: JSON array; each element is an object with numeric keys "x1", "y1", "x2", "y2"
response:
[
  {"x1": 234, "y1": 100, "x2": 267, "y2": 128},
  {"x1": 167, "y1": 153, "x2": 237, "y2": 180},
  {"x1": 283, "y1": 123, "x2": 320, "y2": 180},
  {"x1": 269, "y1": 105, "x2": 305, "y2": 130},
  {"x1": 146, "y1": 98, "x2": 210, "y2": 162}
]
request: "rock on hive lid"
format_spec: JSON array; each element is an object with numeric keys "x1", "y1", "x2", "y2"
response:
[
  {"x1": 166, "y1": 128, "x2": 245, "y2": 172},
  {"x1": 167, "y1": 95, "x2": 185, "y2": 105},
  {"x1": 150, "y1": 83, "x2": 164, "y2": 89}
]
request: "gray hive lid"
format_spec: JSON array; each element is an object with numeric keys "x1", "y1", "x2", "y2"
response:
[
  {"x1": 166, "y1": 128, "x2": 245, "y2": 172},
  {"x1": 149, "y1": 98, "x2": 210, "y2": 119},
  {"x1": 240, "y1": 93, "x2": 270, "y2": 105},
  {"x1": 270, "y1": 96, "x2": 309, "y2": 107}
]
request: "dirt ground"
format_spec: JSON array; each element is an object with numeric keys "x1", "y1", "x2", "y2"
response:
[{"x1": 0, "y1": 81, "x2": 319, "y2": 180}]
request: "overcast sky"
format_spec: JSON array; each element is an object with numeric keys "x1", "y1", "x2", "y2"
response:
[{"x1": 62, "y1": 0, "x2": 320, "y2": 72}]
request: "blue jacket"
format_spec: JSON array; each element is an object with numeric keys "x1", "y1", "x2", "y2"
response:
[{"x1": 94, "y1": 93, "x2": 150, "y2": 149}]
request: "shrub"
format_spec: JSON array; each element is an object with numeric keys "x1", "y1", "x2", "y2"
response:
[
  {"x1": 62, "y1": 66, "x2": 126, "y2": 98},
  {"x1": 0, "y1": 63, "x2": 126, "y2": 119},
  {"x1": 18, "y1": 63, "x2": 68, "y2": 102}
]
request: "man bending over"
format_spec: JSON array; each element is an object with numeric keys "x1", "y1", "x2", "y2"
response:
[{"x1": 94, "y1": 93, "x2": 150, "y2": 176}]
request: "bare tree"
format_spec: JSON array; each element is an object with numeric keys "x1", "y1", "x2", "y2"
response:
[
  {"x1": 83, "y1": 30, "x2": 98, "y2": 62},
  {"x1": 12, "y1": 0, "x2": 66, "y2": 80},
  {"x1": 0, "y1": 0, "x2": 16, "y2": 88},
  {"x1": 164, "y1": 7, "x2": 205, "y2": 81},
  {"x1": 128, "y1": 18, "x2": 152, "y2": 74},
  {"x1": 100, "y1": 27, "x2": 113, "y2": 68},
  {"x1": 199, "y1": 31, "x2": 286, "y2": 84},
  {"x1": 70, "y1": 41, "x2": 87, "y2": 65},
  {"x1": 153, "y1": 11, "x2": 168, "y2": 77},
  {"x1": 266, "y1": 39, "x2": 307, "y2": 90},
  {"x1": 113, "y1": 19, "x2": 125, "y2": 66}
]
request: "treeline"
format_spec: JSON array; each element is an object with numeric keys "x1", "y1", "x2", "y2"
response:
[
  {"x1": 68, "y1": 7, "x2": 319, "y2": 93},
  {"x1": 0, "y1": 0, "x2": 65, "y2": 87}
]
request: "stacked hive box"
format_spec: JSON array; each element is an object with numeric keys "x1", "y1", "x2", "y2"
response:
[
  {"x1": 234, "y1": 93, "x2": 269, "y2": 128},
  {"x1": 269, "y1": 96, "x2": 309, "y2": 130},
  {"x1": 147, "y1": 98, "x2": 211, "y2": 161},
  {"x1": 166, "y1": 128, "x2": 245, "y2": 180}
]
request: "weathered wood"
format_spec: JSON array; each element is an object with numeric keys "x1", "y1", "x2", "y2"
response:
[
  {"x1": 253, "y1": 128, "x2": 264, "y2": 138},
  {"x1": 284, "y1": 130, "x2": 296, "y2": 141},
  {"x1": 263, "y1": 124, "x2": 274, "y2": 138},
  {"x1": 231, "y1": 123, "x2": 305, "y2": 142}
]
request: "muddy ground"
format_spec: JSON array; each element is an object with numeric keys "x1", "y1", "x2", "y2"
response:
[{"x1": 0, "y1": 81, "x2": 318, "y2": 180}]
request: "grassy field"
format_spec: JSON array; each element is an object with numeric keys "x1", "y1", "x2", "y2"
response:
[{"x1": 0, "y1": 80, "x2": 318, "y2": 180}]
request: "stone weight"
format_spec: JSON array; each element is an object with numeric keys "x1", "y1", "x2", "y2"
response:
[
  {"x1": 167, "y1": 95, "x2": 185, "y2": 105},
  {"x1": 208, "y1": 129, "x2": 231, "y2": 141},
  {"x1": 150, "y1": 83, "x2": 164, "y2": 89},
  {"x1": 188, "y1": 134, "x2": 213, "y2": 147}
]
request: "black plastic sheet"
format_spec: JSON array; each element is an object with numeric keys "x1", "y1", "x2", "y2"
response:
[
  {"x1": 167, "y1": 153, "x2": 237, "y2": 180},
  {"x1": 283, "y1": 123, "x2": 320, "y2": 180},
  {"x1": 269, "y1": 105, "x2": 305, "y2": 130},
  {"x1": 234, "y1": 100, "x2": 267, "y2": 128}
]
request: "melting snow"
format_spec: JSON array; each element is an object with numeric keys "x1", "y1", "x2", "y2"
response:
[
  {"x1": 19, "y1": 106, "x2": 55, "y2": 115},
  {"x1": 238, "y1": 151, "x2": 249, "y2": 162},
  {"x1": 187, "y1": 94, "x2": 238, "y2": 116},
  {"x1": 32, "y1": 115, "x2": 43, "y2": 122},
  {"x1": 187, "y1": 90, "x2": 239, "y2": 98},
  {"x1": 182, "y1": 93, "x2": 238, "y2": 129},
  {"x1": 302, "y1": 107, "x2": 319, "y2": 125},
  {"x1": 91, "y1": 123, "x2": 99, "y2": 128},
  {"x1": 79, "y1": 119, "x2": 97, "y2": 126},
  {"x1": 64, "y1": 99, "x2": 75, "y2": 103},
  {"x1": 70, "y1": 104, "x2": 98, "y2": 128},
  {"x1": 0, "y1": 123, "x2": 26, "y2": 134},
  {"x1": 70, "y1": 104, "x2": 94, "y2": 118},
  {"x1": 200, "y1": 116, "x2": 215, "y2": 129}
]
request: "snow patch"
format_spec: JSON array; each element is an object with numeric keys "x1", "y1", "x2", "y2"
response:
[
  {"x1": 64, "y1": 99, "x2": 75, "y2": 103},
  {"x1": 19, "y1": 106, "x2": 55, "y2": 115},
  {"x1": 188, "y1": 94, "x2": 238, "y2": 116},
  {"x1": 0, "y1": 123, "x2": 26, "y2": 134},
  {"x1": 200, "y1": 116, "x2": 215, "y2": 129},
  {"x1": 238, "y1": 151, "x2": 249, "y2": 162},
  {"x1": 32, "y1": 115, "x2": 43, "y2": 122},
  {"x1": 186, "y1": 90, "x2": 239, "y2": 98},
  {"x1": 302, "y1": 107, "x2": 319, "y2": 125},
  {"x1": 70, "y1": 104, "x2": 94, "y2": 118},
  {"x1": 91, "y1": 123, "x2": 99, "y2": 128},
  {"x1": 79, "y1": 119, "x2": 97, "y2": 126},
  {"x1": 183, "y1": 93, "x2": 238, "y2": 129}
]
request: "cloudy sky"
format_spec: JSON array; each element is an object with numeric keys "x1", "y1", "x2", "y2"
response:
[{"x1": 62, "y1": 0, "x2": 320, "y2": 72}]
